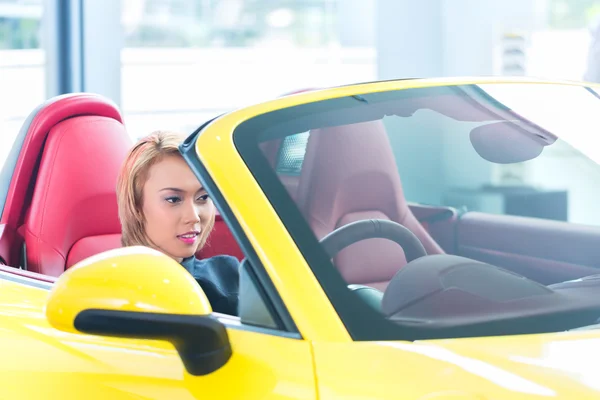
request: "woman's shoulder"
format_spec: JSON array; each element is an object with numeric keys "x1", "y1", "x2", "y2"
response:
[
  {"x1": 182, "y1": 254, "x2": 239, "y2": 267},
  {"x1": 194, "y1": 254, "x2": 240, "y2": 269},
  {"x1": 183, "y1": 255, "x2": 240, "y2": 281},
  {"x1": 181, "y1": 255, "x2": 240, "y2": 315}
]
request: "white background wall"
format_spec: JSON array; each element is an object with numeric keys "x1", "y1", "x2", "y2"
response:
[{"x1": 2, "y1": 0, "x2": 600, "y2": 223}]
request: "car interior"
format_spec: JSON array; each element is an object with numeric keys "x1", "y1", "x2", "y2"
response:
[
  {"x1": 262, "y1": 118, "x2": 600, "y2": 286},
  {"x1": 256, "y1": 87, "x2": 600, "y2": 336}
]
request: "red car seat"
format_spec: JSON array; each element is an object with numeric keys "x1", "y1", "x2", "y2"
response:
[
  {"x1": 196, "y1": 212, "x2": 244, "y2": 261},
  {"x1": 296, "y1": 120, "x2": 445, "y2": 290},
  {"x1": 6, "y1": 93, "x2": 246, "y2": 277},
  {"x1": 19, "y1": 94, "x2": 131, "y2": 276}
]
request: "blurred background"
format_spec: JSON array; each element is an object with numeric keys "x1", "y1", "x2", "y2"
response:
[{"x1": 1, "y1": 0, "x2": 600, "y2": 146}]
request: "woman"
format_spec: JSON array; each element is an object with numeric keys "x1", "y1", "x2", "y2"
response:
[{"x1": 116, "y1": 131, "x2": 240, "y2": 315}]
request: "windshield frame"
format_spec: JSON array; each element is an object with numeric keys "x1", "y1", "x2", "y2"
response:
[{"x1": 231, "y1": 79, "x2": 600, "y2": 341}]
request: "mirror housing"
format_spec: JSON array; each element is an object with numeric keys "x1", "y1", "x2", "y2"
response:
[
  {"x1": 46, "y1": 246, "x2": 232, "y2": 375},
  {"x1": 470, "y1": 121, "x2": 554, "y2": 164}
]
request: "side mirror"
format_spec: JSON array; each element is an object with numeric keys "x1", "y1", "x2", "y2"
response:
[{"x1": 46, "y1": 246, "x2": 231, "y2": 376}]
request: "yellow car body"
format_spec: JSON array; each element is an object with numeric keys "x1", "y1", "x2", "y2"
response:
[
  {"x1": 3, "y1": 278, "x2": 600, "y2": 399},
  {"x1": 0, "y1": 77, "x2": 600, "y2": 399}
]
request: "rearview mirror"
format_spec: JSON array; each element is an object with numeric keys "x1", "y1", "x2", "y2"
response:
[
  {"x1": 46, "y1": 246, "x2": 231, "y2": 376},
  {"x1": 470, "y1": 121, "x2": 556, "y2": 164}
]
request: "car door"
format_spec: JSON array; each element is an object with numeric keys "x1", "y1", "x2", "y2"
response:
[
  {"x1": 0, "y1": 269, "x2": 316, "y2": 399},
  {"x1": 177, "y1": 266, "x2": 317, "y2": 399},
  {"x1": 179, "y1": 258, "x2": 318, "y2": 399}
]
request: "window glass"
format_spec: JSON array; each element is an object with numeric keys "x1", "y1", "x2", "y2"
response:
[{"x1": 238, "y1": 260, "x2": 278, "y2": 329}]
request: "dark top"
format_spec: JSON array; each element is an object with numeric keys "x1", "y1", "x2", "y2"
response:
[{"x1": 180, "y1": 255, "x2": 240, "y2": 316}]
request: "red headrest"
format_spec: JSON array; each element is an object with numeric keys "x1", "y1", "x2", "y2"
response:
[
  {"x1": 18, "y1": 94, "x2": 131, "y2": 276},
  {"x1": 2, "y1": 93, "x2": 123, "y2": 230},
  {"x1": 296, "y1": 120, "x2": 410, "y2": 237}
]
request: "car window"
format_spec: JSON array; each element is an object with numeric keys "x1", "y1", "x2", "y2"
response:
[
  {"x1": 234, "y1": 82, "x2": 600, "y2": 341},
  {"x1": 238, "y1": 259, "x2": 278, "y2": 329}
]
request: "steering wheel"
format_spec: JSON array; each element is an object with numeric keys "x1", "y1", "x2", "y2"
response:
[
  {"x1": 320, "y1": 219, "x2": 427, "y2": 261},
  {"x1": 319, "y1": 219, "x2": 427, "y2": 312}
]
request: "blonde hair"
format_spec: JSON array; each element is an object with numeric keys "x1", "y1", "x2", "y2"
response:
[{"x1": 116, "y1": 130, "x2": 215, "y2": 250}]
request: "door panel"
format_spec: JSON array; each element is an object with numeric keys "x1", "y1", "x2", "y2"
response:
[
  {"x1": 196, "y1": 213, "x2": 244, "y2": 261},
  {"x1": 456, "y1": 212, "x2": 600, "y2": 284}
]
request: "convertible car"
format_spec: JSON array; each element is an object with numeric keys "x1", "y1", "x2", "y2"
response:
[{"x1": 2, "y1": 77, "x2": 600, "y2": 398}]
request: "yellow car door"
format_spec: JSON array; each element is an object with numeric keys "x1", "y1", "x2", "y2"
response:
[{"x1": 42, "y1": 246, "x2": 318, "y2": 399}]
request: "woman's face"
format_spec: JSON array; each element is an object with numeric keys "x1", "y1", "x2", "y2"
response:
[{"x1": 141, "y1": 154, "x2": 214, "y2": 262}]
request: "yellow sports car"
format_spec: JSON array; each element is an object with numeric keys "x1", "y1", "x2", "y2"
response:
[{"x1": 2, "y1": 77, "x2": 600, "y2": 399}]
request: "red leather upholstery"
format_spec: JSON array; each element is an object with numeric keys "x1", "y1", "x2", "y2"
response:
[
  {"x1": 2, "y1": 94, "x2": 123, "y2": 230},
  {"x1": 66, "y1": 234, "x2": 123, "y2": 268},
  {"x1": 22, "y1": 112, "x2": 131, "y2": 276},
  {"x1": 1, "y1": 94, "x2": 124, "y2": 267},
  {"x1": 296, "y1": 120, "x2": 444, "y2": 290},
  {"x1": 196, "y1": 214, "x2": 244, "y2": 261}
]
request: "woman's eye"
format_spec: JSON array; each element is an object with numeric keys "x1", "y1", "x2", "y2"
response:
[
  {"x1": 165, "y1": 196, "x2": 182, "y2": 204},
  {"x1": 197, "y1": 194, "x2": 210, "y2": 202}
]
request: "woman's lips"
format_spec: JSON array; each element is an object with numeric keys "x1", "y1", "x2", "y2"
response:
[{"x1": 177, "y1": 232, "x2": 199, "y2": 245}]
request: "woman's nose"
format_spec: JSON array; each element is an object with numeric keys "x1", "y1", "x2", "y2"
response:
[{"x1": 182, "y1": 201, "x2": 201, "y2": 223}]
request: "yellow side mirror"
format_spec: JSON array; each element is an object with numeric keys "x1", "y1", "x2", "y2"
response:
[{"x1": 46, "y1": 246, "x2": 231, "y2": 375}]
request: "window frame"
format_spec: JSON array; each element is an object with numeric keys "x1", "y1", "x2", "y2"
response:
[
  {"x1": 180, "y1": 122, "x2": 301, "y2": 338},
  {"x1": 228, "y1": 83, "x2": 559, "y2": 342}
]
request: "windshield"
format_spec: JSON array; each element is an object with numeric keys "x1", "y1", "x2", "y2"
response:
[{"x1": 234, "y1": 82, "x2": 600, "y2": 341}]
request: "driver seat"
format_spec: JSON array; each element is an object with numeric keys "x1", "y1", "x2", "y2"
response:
[
  {"x1": 20, "y1": 95, "x2": 132, "y2": 276},
  {"x1": 296, "y1": 120, "x2": 444, "y2": 290}
]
